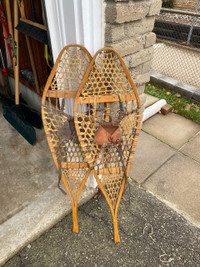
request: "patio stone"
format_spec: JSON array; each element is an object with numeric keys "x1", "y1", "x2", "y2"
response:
[
  {"x1": 143, "y1": 153, "x2": 200, "y2": 226},
  {"x1": 142, "y1": 113, "x2": 200, "y2": 149},
  {"x1": 0, "y1": 106, "x2": 97, "y2": 266},
  {"x1": 129, "y1": 131, "x2": 175, "y2": 183},
  {"x1": 144, "y1": 93, "x2": 159, "y2": 108},
  {"x1": 0, "y1": 117, "x2": 57, "y2": 224},
  {"x1": 0, "y1": 186, "x2": 96, "y2": 267},
  {"x1": 180, "y1": 132, "x2": 200, "y2": 163}
]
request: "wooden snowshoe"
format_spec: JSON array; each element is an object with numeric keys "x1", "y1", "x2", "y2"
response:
[
  {"x1": 42, "y1": 45, "x2": 92, "y2": 233},
  {"x1": 74, "y1": 47, "x2": 142, "y2": 242}
]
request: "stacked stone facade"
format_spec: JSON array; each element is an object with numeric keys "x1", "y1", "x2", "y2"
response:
[{"x1": 104, "y1": 0, "x2": 162, "y2": 108}]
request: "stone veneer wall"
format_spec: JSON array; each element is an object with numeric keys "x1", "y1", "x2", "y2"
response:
[{"x1": 104, "y1": 0, "x2": 162, "y2": 109}]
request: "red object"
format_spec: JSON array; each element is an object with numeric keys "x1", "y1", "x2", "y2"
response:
[
  {"x1": 1, "y1": 67, "x2": 8, "y2": 76},
  {"x1": 0, "y1": 3, "x2": 13, "y2": 65}
]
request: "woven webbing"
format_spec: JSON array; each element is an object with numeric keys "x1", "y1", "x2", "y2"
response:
[
  {"x1": 75, "y1": 48, "x2": 141, "y2": 211},
  {"x1": 42, "y1": 45, "x2": 92, "y2": 204}
]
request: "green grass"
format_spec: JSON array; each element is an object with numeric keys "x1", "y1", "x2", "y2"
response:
[{"x1": 145, "y1": 83, "x2": 200, "y2": 124}]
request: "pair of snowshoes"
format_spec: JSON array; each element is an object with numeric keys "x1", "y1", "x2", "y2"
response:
[{"x1": 42, "y1": 44, "x2": 141, "y2": 242}]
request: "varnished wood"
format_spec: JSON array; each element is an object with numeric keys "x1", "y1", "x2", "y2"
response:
[
  {"x1": 19, "y1": 18, "x2": 47, "y2": 30},
  {"x1": 46, "y1": 91, "x2": 136, "y2": 103},
  {"x1": 14, "y1": 0, "x2": 19, "y2": 105},
  {"x1": 61, "y1": 162, "x2": 89, "y2": 169},
  {"x1": 17, "y1": 0, "x2": 40, "y2": 94},
  {"x1": 42, "y1": 45, "x2": 142, "y2": 243},
  {"x1": 46, "y1": 90, "x2": 77, "y2": 98},
  {"x1": 42, "y1": 45, "x2": 92, "y2": 234},
  {"x1": 74, "y1": 47, "x2": 142, "y2": 243},
  {"x1": 77, "y1": 94, "x2": 135, "y2": 104}
]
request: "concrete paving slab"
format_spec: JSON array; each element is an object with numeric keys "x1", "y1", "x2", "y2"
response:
[
  {"x1": 0, "y1": 117, "x2": 57, "y2": 224},
  {"x1": 144, "y1": 93, "x2": 159, "y2": 108},
  {"x1": 129, "y1": 131, "x2": 175, "y2": 183},
  {"x1": 142, "y1": 113, "x2": 200, "y2": 149},
  {"x1": 180, "y1": 132, "x2": 200, "y2": 163},
  {"x1": 4, "y1": 185, "x2": 200, "y2": 267},
  {"x1": 143, "y1": 153, "x2": 200, "y2": 228},
  {"x1": 0, "y1": 107, "x2": 97, "y2": 266},
  {"x1": 0, "y1": 160, "x2": 57, "y2": 224},
  {"x1": 0, "y1": 186, "x2": 96, "y2": 267}
]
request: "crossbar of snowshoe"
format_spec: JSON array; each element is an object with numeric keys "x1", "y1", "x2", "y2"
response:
[
  {"x1": 77, "y1": 94, "x2": 135, "y2": 104},
  {"x1": 46, "y1": 91, "x2": 135, "y2": 104},
  {"x1": 46, "y1": 90, "x2": 77, "y2": 98},
  {"x1": 41, "y1": 44, "x2": 93, "y2": 234}
]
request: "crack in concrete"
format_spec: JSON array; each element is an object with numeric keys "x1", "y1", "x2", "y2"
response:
[{"x1": 141, "y1": 153, "x2": 176, "y2": 185}]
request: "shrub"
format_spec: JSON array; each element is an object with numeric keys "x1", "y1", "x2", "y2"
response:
[{"x1": 162, "y1": 0, "x2": 174, "y2": 8}]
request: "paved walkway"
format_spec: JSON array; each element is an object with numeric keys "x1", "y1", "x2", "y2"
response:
[{"x1": 1, "y1": 97, "x2": 200, "y2": 266}]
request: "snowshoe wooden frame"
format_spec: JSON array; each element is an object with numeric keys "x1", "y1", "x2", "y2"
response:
[
  {"x1": 41, "y1": 44, "x2": 92, "y2": 233},
  {"x1": 74, "y1": 47, "x2": 142, "y2": 242}
]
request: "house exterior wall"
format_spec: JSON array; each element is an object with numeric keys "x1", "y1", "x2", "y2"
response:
[
  {"x1": 44, "y1": 0, "x2": 104, "y2": 60},
  {"x1": 104, "y1": 0, "x2": 162, "y2": 108}
]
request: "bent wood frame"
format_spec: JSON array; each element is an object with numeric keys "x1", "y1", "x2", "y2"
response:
[
  {"x1": 41, "y1": 44, "x2": 92, "y2": 232},
  {"x1": 74, "y1": 47, "x2": 142, "y2": 242}
]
